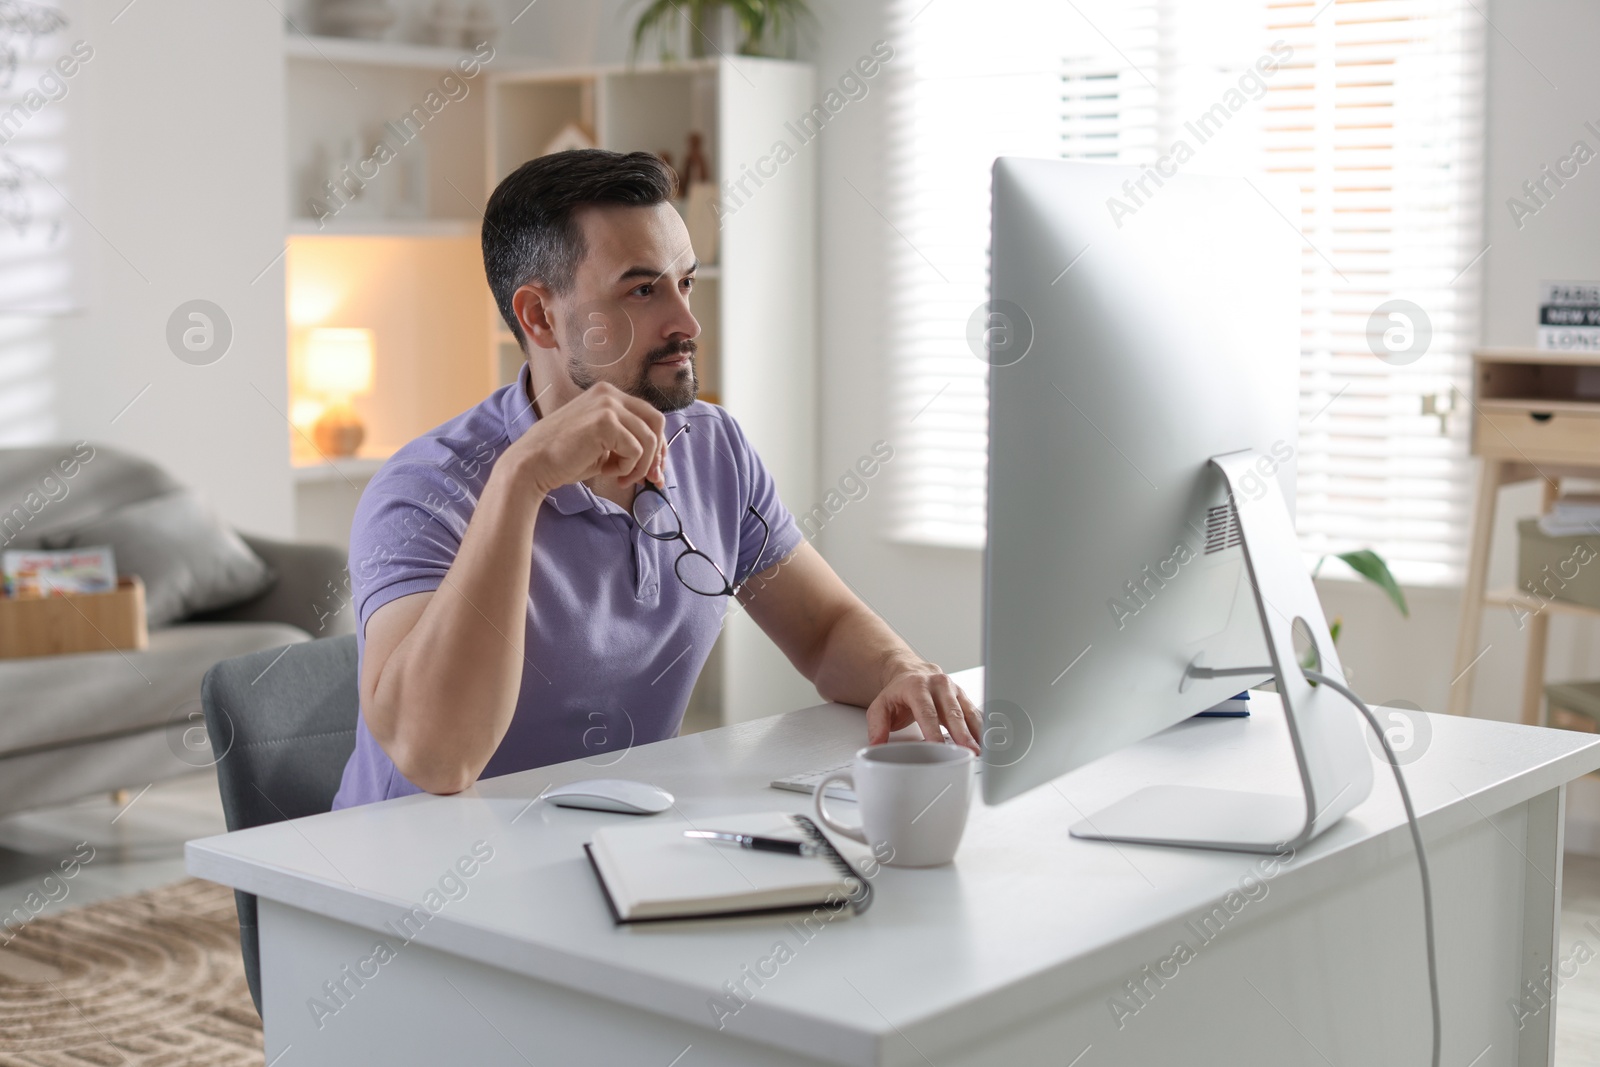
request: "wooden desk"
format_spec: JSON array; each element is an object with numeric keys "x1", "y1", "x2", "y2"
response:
[
  {"x1": 188, "y1": 668, "x2": 1600, "y2": 1065},
  {"x1": 1452, "y1": 346, "x2": 1600, "y2": 723}
]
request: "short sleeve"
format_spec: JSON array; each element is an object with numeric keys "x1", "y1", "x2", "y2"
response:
[
  {"x1": 717, "y1": 408, "x2": 804, "y2": 585},
  {"x1": 347, "y1": 459, "x2": 476, "y2": 641}
]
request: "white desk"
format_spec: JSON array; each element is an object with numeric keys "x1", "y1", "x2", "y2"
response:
[{"x1": 187, "y1": 668, "x2": 1600, "y2": 1066}]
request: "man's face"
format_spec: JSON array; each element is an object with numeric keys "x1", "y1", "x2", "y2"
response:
[{"x1": 555, "y1": 202, "x2": 701, "y2": 412}]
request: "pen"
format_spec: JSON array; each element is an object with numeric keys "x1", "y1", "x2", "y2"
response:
[{"x1": 684, "y1": 830, "x2": 821, "y2": 857}]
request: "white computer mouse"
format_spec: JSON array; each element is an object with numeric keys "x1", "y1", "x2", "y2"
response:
[{"x1": 540, "y1": 779, "x2": 675, "y2": 815}]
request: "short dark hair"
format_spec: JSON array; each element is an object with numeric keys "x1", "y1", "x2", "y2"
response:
[{"x1": 482, "y1": 149, "x2": 677, "y2": 348}]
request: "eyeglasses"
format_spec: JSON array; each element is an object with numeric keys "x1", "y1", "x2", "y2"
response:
[{"x1": 631, "y1": 422, "x2": 771, "y2": 597}]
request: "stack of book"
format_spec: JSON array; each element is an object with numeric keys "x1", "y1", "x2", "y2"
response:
[
  {"x1": 1195, "y1": 691, "x2": 1252, "y2": 718},
  {"x1": 1537, "y1": 495, "x2": 1600, "y2": 538},
  {"x1": 1, "y1": 547, "x2": 117, "y2": 598}
]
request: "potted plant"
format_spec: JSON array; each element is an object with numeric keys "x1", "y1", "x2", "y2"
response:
[
  {"x1": 629, "y1": 0, "x2": 812, "y2": 62},
  {"x1": 1300, "y1": 549, "x2": 1409, "y2": 677}
]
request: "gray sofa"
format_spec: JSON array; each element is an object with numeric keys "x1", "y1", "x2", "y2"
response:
[{"x1": 0, "y1": 443, "x2": 354, "y2": 817}]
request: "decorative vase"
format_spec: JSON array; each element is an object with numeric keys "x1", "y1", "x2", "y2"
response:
[
  {"x1": 313, "y1": 404, "x2": 365, "y2": 458},
  {"x1": 686, "y1": 5, "x2": 739, "y2": 59}
]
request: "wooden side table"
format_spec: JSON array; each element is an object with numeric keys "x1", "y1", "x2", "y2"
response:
[
  {"x1": 1546, "y1": 680, "x2": 1600, "y2": 734},
  {"x1": 1450, "y1": 347, "x2": 1600, "y2": 722}
]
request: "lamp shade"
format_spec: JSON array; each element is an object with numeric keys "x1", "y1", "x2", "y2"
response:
[{"x1": 304, "y1": 327, "x2": 375, "y2": 398}]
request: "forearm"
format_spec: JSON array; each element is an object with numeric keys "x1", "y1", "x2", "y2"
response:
[
  {"x1": 810, "y1": 602, "x2": 936, "y2": 708},
  {"x1": 370, "y1": 456, "x2": 543, "y2": 792},
  {"x1": 741, "y1": 543, "x2": 979, "y2": 749}
]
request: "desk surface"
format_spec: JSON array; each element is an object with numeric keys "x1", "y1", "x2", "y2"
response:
[{"x1": 187, "y1": 669, "x2": 1600, "y2": 1066}]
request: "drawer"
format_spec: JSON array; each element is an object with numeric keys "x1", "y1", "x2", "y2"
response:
[{"x1": 1476, "y1": 406, "x2": 1600, "y2": 461}]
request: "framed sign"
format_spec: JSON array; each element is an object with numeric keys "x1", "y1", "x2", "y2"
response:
[{"x1": 1538, "y1": 280, "x2": 1600, "y2": 353}]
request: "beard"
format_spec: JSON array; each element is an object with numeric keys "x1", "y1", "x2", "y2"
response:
[{"x1": 566, "y1": 337, "x2": 699, "y2": 413}]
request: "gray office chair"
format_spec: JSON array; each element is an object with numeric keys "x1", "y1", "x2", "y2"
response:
[{"x1": 201, "y1": 633, "x2": 359, "y2": 1017}]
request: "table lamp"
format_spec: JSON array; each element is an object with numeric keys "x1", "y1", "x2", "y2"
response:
[{"x1": 305, "y1": 327, "x2": 374, "y2": 458}]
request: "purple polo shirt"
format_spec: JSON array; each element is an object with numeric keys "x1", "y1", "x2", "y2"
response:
[{"x1": 330, "y1": 363, "x2": 802, "y2": 809}]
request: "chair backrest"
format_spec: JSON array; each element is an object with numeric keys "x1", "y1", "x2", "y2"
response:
[{"x1": 201, "y1": 633, "x2": 359, "y2": 1017}]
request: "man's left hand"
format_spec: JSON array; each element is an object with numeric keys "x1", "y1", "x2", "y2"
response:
[{"x1": 865, "y1": 667, "x2": 982, "y2": 753}]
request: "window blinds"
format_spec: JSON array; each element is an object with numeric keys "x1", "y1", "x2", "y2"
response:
[
  {"x1": 885, "y1": 0, "x2": 1484, "y2": 585},
  {"x1": 1266, "y1": 0, "x2": 1484, "y2": 585},
  {"x1": 883, "y1": 0, "x2": 1076, "y2": 549}
]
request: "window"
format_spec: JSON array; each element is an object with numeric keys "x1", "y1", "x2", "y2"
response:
[
  {"x1": 0, "y1": 1, "x2": 83, "y2": 315},
  {"x1": 885, "y1": 0, "x2": 1485, "y2": 585}
]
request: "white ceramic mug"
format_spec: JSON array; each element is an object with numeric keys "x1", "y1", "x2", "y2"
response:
[{"x1": 813, "y1": 742, "x2": 975, "y2": 867}]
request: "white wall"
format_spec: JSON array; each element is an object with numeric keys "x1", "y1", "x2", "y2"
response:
[
  {"x1": 804, "y1": 0, "x2": 984, "y2": 673},
  {"x1": 502, "y1": 0, "x2": 635, "y2": 64},
  {"x1": 0, "y1": 2, "x2": 291, "y2": 538}
]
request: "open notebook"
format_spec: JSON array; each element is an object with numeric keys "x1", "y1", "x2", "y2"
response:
[{"x1": 584, "y1": 812, "x2": 871, "y2": 924}]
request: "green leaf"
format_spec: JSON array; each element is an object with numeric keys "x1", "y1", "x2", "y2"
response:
[
  {"x1": 1336, "y1": 549, "x2": 1409, "y2": 618},
  {"x1": 1298, "y1": 618, "x2": 1339, "y2": 682},
  {"x1": 627, "y1": 0, "x2": 813, "y2": 60},
  {"x1": 629, "y1": 0, "x2": 675, "y2": 62}
]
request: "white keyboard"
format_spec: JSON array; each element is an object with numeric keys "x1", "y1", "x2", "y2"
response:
[
  {"x1": 770, "y1": 754, "x2": 983, "y2": 803},
  {"x1": 770, "y1": 761, "x2": 858, "y2": 801}
]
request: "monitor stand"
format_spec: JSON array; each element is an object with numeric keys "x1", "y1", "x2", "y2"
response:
[{"x1": 1069, "y1": 449, "x2": 1375, "y2": 854}]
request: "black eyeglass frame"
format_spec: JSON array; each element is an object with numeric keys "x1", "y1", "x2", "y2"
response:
[{"x1": 631, "y1": 423, "x2": 772, "y2": 598}]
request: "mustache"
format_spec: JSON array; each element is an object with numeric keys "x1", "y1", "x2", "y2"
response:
[{"x1": 649, "y1": 339, "x2": 697, "y2": 363}]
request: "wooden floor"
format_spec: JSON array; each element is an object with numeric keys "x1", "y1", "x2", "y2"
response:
[
  {"x1": 0, "y1": 774, "x2": 225, "y2": 921},
  {"x1": 1559, "y1": 853, "x2": 1600, "y2": 1065},
  {"x1": 6, "y1": 775, "x2": 1600, "y2": 1061}
]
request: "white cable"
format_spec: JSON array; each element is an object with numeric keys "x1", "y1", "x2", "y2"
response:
[{"x1": 1192, "y1": 664, "x2": 1440, "y2": 1067}]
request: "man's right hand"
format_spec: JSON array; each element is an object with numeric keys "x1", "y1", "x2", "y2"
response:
[{"x1": 506, "y1": 382, "x2": 668, "y2": 497}]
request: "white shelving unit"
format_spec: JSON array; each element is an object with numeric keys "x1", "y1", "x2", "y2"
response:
[
  {"x1": 291, "y1": 456, "x2": 390, "y2": 485},
  {"x1": 281, "y1": 40, "x2": 819, "y2": 727},
  {"x1": 287, "y1": 217, "x2": 479, "y2": 237},
  {"x1": 283, "y1": 33, "x2": 485, "y2": 70},
  {"x1": 281, "y1": 33, "x2": 502, "y2": 549}
]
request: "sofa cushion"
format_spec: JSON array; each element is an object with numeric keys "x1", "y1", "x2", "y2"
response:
[
  {"x1": 0, "y1": 442, "x2": 181, "y2": 551},
  {"x1": 42, "y1": 489, "x2": 276, "y2": 627},
  {"x1": 0, "y1": 621, "x2": 310, "y2": 759}
]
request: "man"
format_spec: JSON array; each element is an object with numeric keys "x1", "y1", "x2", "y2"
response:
[{"x1": 332, "y1": 149, "x2": 979, "y2": 809}]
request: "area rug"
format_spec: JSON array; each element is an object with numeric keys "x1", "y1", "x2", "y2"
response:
[{"x1": 0, "y1": 878, "x2": 263, "y2": 1065}]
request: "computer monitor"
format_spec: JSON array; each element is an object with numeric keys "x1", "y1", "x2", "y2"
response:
[{"x1": 979, "y1": 158, "x2": 1373, "y2": 853}]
